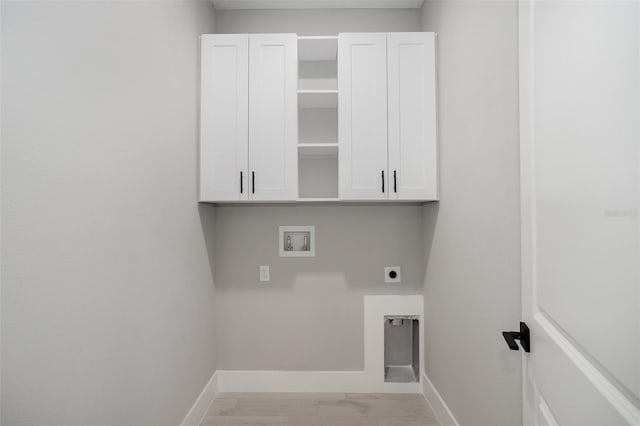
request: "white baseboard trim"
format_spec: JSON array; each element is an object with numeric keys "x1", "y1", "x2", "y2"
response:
[
  {"x1": 180, "y1": 370, "x2": 449, "y2": 426},
  {"x1": 422, "y1": 372, "x2": 459, "y2": 426},
  {"x1": 180, "y1": 371, "x2": 219, "y2": 426},
  {"x1": 217, "y1": 370, "x2": 422, "y2": 394}
]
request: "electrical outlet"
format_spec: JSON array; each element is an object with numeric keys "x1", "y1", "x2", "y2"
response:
[
  {"x1": 259, "y1": 265, "x2": 270, "y2": 282},
  {"x1": 384, "y1": 266, "x2": 401, "y2": 283}
]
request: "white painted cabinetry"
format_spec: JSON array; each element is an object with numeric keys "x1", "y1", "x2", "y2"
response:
[
  {"x1": 200, "y1": 32, "x2": 437, "y2": 203},
  {"x1": 248, "y1": 34, "x2": 298, "y2": 201},
  {"x1": 338, "y1": 33, "x2": 389, "y2": 200},
  {"x1": 338, "y1": 32, "x2": 438, "y2": 201},
  {"x1": 199, "y1": 34, "x2": 297, "y2": 202},
  {"x1": 200, "y1": 34, "x2": 249, "y2": 202},
  {"x1": 387, "y1": 32, "x2": 438, "y2": 201}
]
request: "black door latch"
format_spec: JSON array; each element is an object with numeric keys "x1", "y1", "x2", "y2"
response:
[{"x1": 502, "y1": 322, "x2": 530, "y2": 352}]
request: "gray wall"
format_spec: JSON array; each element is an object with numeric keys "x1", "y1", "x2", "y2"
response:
[
  {"x1": 212, "y1": 8, "x2": 424, "y2": 371},
  {"x1": 215, "y1": 205, "x2": 424, "y2": 370},
  {"x1": 421, "y1": 2, "x2": 522, "y2": 426},
  {"x1": 1, "y1": 2, "x2": 217, "y2": 425},
  {"x1": 1, "y1": 2, "x2": 523, "y2": 424},
  {"x1": 214, "y1": 8, "x2": 421, "y2": 34}
]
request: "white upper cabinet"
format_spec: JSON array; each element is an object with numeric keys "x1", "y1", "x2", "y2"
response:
[
  {"x1": 338, "y1": 33, "x2": 389, "y2": 200},
  {"x1": 338, "y1": 32, "x2": 438, "y2": 201},
  {"x1": 200, "y1": 32, "x2": 437, "y2": 203},
  {"x1": 200, "y1": 34, "x2": 249, "y2": 202},
  {"x1": 200, "y1": 33, "x2": 297, "y2": 202},
  {"x1": 387, "y1": 32, "x2": 438, "y2": 201},
  {"x1": 248, "y1": 34, "x2": 298, "y2": 201}
]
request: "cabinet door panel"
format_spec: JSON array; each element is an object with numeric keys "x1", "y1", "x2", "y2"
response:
[
  {"x1": 338, "y1": 33, "x2": 388, "y2": 200},
  {"x1": 387, "y1": 32, "x2": 438, "y2": 201},
  {"x1": 200, "y1": 34, "x2": 248, "y2": 202},
  {"x1": 248, "y1": 34, "x2": 298, "y2": 201}
]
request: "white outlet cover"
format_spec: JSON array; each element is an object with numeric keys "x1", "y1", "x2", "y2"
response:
[
  {"x1": 384, "y1": 266, "x2": 401, "y2": 283},
  {"x1": 259, "y1": 265, "x2": 270, "y2": 282}
]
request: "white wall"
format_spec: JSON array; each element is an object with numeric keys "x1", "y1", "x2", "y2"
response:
[
  {"x1": 421, "y1": 2, "x2": 522, "y2": 426},
  {"x1": 1, "y1": 2, "x2": 217, "y2": 425}
]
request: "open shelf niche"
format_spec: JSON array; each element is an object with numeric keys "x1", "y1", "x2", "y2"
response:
[{"x1": 297, "y1": 36, "x2": 339, "y2": 201}]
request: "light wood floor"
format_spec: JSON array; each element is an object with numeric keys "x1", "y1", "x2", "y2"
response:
[{"x1": 200, "y1": 392, "x2": 440, "y2": 426}]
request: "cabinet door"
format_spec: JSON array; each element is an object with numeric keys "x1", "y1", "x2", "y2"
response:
[
  {"x1": 387, "y1": 33, "x2": 438, "y2": 201},
  {"x1": 248, "y1": 34, "x2": 298, "y2": 201},
  {"x1": 200, "y1": 34, "x2": 249, "y2": 202},
  {"x1": 338, "y1": 33, "x2": 388, "y2": 200}
]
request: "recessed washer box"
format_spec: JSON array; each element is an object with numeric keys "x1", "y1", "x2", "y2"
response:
[{"x1": 279, "y1": 226, "x2": 315, "y2": 257}]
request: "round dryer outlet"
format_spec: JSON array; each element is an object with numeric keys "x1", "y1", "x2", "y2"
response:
[{"x1": 384, "y1": 266, "x2": 401, "y2": 283}]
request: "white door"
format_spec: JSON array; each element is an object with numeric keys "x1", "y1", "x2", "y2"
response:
[
  {"x1": 519, "y1": 1, "x2": 640, "y2": 425},
  {"x1": 338, "y1": 33, "x2": 388, "y2": 200},
  {"x1": 200, "y1": 34, "x2": 249, "y2": 202},
  {"x1": 248, "y1": 34, "x2": 298, "y2": 201},
  {"x1": 387, "y1": 32, "x2": 438, "y2": 201}
]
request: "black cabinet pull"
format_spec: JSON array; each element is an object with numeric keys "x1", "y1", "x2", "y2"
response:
[
  {"x1": 252, "y1": 171, "x2": 255, "y2": 194},
  {"x1": 393, "y1": 170, "x2": 397, "y2": 193},
  {"x1": 381, "y1": 170, "x2": 385, "y2": 193},
  {"x1": 240, "y1": 171, "x2": 243, "y2": 194}
]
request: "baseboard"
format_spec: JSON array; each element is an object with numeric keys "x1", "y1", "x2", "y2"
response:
[
  {"x1": 217, "y1": 370, "x2": 422, "y2": 393},
  {"x1": 422, "y1": 372, "x2": 459, "y2": 426},
  {"x1": 180, "y1": 370, "x2": 446, "y2": 425},
  {"x1": 180, "y1": 371, "x2": 218, "y2": 426}
]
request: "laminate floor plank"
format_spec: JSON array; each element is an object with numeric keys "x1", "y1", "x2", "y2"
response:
[{"x1": 200, "y1": 393, "x2": 439, "y2": 426}]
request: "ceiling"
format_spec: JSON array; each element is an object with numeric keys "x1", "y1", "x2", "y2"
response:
[{"x1": 210, "y1": 0, "x2": 424, "y2": 9}]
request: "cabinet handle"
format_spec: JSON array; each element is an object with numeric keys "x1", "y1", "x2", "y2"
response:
[
  {"x1": 393, "y1": 170, "x2": 397, "y2": 193},
  {"x1": 252, "y1": 171, "x2": 255, "y2": 194},
  {"x1": 381, "y1": 170, "x2": 385, "y2": 193},
  {"x1": 240, "y1": 171, "x2": 243, "y2": 194}
]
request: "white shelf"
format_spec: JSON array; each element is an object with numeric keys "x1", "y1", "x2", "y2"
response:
[
  {"x1": 298, "y1": 90, "x2": 338, "y2": 109},
  {"x1": 298, "y1": 78, "x2": 337, "y2": 91},
  {"x1": 298, "y1": 143, "x2": 338, "y2": 156},
  {"x1": 298, "y1": 36, "x2": 338, "y2": 61},
  {"x1": 297, "y1": 38, "x2": 339, "y2": 200}
]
